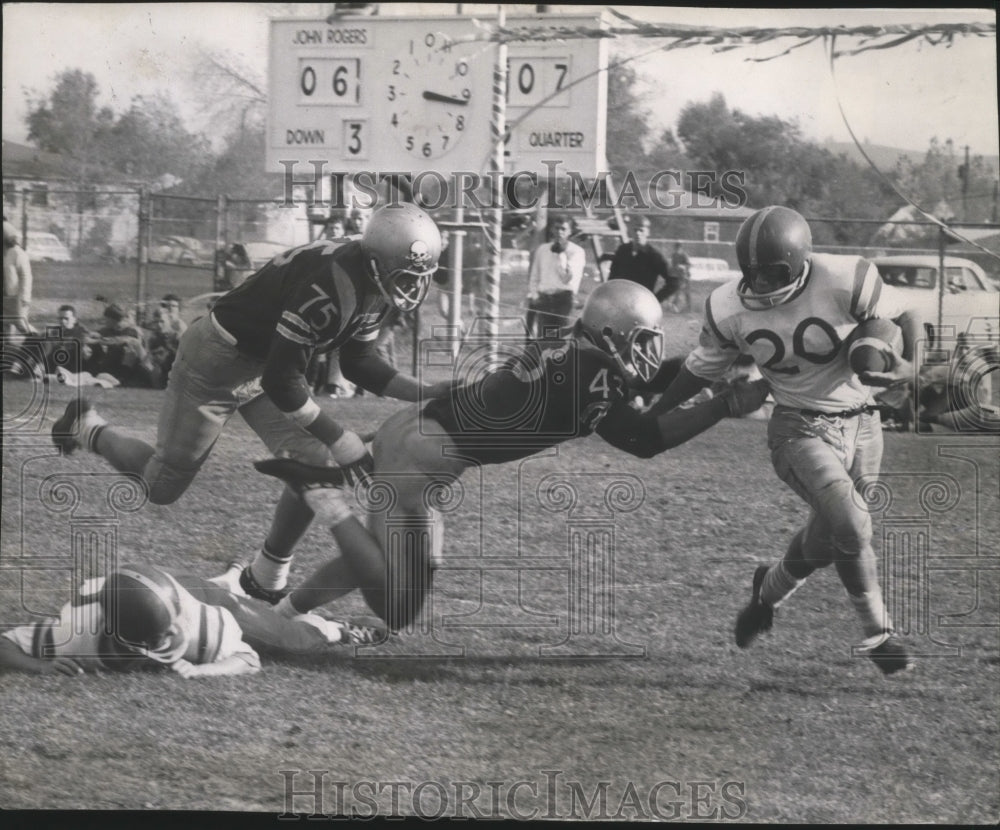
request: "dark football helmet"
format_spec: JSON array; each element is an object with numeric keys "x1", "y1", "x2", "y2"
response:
[
  {"x1": 735, "y1": 206, "x2": 812, "y2": 309},
  {"x1": 99, "y1": 563, "x2": 187, "y2": 664},
  {"x1": 577, "y1": 281, "x2": 664, "y2": 384},
  {"x1": 362, "y1": 203, "x2": 442, "y2": 312}
]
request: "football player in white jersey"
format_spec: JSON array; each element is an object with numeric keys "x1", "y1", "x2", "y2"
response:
[
  {"x1": 650, "y1": 206, "x2": 923, "y2": 675},
  {"x1": 0, "y1": 562, "x2": 383, "y2": 676}
]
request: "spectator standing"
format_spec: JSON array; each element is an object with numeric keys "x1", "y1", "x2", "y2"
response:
[
  {"x1": 605, "y1": 217, "x2": 679, "y2": 304},
  {"x1": 526, "y1": 216, "x2": 585, "y2": 338},
  {"x1": 322, "y1": 217, "x2": 347, "y2": 240},
  {"x1": 670, "y1": 242, "x2": 692, "y2": 312},
  {"x1": 3, "y1": 219, "x2": 34, "y2": 341}
]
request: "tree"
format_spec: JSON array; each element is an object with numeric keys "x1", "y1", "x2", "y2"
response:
[
  {"x1": 107, "y1": 93, "x2": 211, "y2": 185},
  {"x1": 605, "y1": 59, "x2": 653, "y2": 179},
  {"x1": 187, "y1": 49, "x2": 268, "y2": 139},
  {"x1": 894, "y1": 138, "x2": 999, "y2": 224},
  {"x1": 25, "y1": 69, "x2": 115, "y2": 181}
]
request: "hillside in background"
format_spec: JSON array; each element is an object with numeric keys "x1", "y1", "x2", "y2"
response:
[{"x1": 824, "y1": 140, "x2": 1000, "y2": 173}]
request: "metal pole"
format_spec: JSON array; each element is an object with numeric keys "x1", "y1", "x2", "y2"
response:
[
  {"x1": 215, "y1": 194, "x2": 226, "y2": 292},
  {"x1": 936, "y1": 225, "x2": 946, "y2": 342},
  {"x1": 484, "y1": 4, "x2": 508, "y2": 365},
  {"x1": 20, "y1": 189, "x2": 28, "y2": 252},
  {"x1": 137, "y1": 188, "x2": 150, "y2": 314},
  {"x1": 450, "y1": 202, "x2": 465, "y2": 356}
]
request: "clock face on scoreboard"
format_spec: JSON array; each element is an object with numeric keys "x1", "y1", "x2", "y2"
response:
[{"x1": 385, "y1": 31, "x2": 476, "y2": 160}]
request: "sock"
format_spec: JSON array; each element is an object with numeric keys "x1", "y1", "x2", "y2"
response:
[
  {"x1": 249, "y1": 542, "x2": 292, "y2": 591},
  {"x1": 81, "y1": 415, "x2": 108, "y2": 453},
  {"x1": 760, "y1": 561, "x2": 806, "y2": 608},
  {"x1": 848, "y1": 591, "x2": 893, "y2": 639}
]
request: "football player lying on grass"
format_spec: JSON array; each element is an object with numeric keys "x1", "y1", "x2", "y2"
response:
[
  {"x1": 221, "y1": 281, "x2": 770, "y2": 634},
  {"x1": 0, "y1": 562, "x2": 385, "y2": 677}
]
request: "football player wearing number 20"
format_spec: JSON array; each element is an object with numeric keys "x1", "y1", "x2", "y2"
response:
[
  {"x1": 651, "y1": 206, "x2": 923, "y2": 675},
  {"x1": 51, "y1": 204, "x2": 450, "y2": 604}
]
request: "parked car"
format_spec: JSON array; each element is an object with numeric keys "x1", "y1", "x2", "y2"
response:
[
  {"x1": 871, "y1": 254, "x2": 999, "y2": 338},
  {"x1": 241, "y1": 241, "x2": 288, "y2": 268},
  {"x1": 500, "y1": 248, "x2": 530, "y2": 278},
  {"x1": 26, "y1": 232, "x2": 72, "y2": 262},
  {"x1": 150, "y1": 235, "x2": 208, "y2": 265},
  {"x1": 214, "y1": 240, "x2": 289, "y2": 291},
  {"x1": 687, "y1": 256, "x2": 741, "y2": 282}
]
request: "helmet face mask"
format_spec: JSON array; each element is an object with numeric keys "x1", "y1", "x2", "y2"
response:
[
  {"x1": 362, "y1": 204, "x2": 442, "y2": 312},
  {"x1": 577, "y1": 281, "x2": 664, "y2": 384},
  {"x1": 736, "y1": 206, "x2": 812, "y2": 310}
]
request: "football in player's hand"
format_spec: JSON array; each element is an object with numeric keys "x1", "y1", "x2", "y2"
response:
[{"x1": 846, "y1": 318, "x2": 903, "y2": 376}]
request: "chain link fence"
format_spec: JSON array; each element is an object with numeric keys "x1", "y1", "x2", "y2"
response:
[{"x1": 7, "y1": 183, "x2": 997, "y2": 332}]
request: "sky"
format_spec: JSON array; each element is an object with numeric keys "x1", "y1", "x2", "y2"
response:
[{"x1": 2, "y1": 3, "x2": 998, "y2": 158}]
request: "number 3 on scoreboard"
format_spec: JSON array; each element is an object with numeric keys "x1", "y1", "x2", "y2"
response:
[{"x1": 343, "y1": 121, "x2": 366, "y2": 158}]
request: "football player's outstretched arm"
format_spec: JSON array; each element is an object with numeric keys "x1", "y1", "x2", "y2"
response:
[
  {"x1": 339, "y1": 337, "x2": 454, "y2": 401},
  {"x1": 645, "y1": 365, "x2": 713, "y2": 416},
  {"x1": 0, "y1": 637, "x2": 83, "y2": 676},
  {"x1": 597, "y1": 378, "x2": 770, "y2": 458}
]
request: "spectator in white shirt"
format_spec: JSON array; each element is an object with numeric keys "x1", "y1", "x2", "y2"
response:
[{"x1": 526, "y1": 216, "x2": 585, "y2": 338}]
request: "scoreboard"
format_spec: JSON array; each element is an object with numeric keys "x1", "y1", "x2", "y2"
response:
[{"x1": 267, "y1": 14, "x2": 608, "y2": 178}]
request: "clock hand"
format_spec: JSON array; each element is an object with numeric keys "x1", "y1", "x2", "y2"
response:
[{"x1": 422, "y1": 90, "x2": 469, "y2": 106}]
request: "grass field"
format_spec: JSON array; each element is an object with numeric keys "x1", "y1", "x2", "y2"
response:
[{"x1": 2, "y1": 265, "x2": 998, "y2": 820}]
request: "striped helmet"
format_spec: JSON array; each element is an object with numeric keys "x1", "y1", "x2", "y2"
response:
[
  {"x1": 735, "y1": 206, "x2": 812, "y2": 310},
  {"x1": 100, "y1": 564, "x2": 187, "y2": 664}
]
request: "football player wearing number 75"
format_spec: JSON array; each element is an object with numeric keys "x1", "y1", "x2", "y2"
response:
[
  {"x1": 650, "y1": 206, "x2": 924, "y2": 675},
  {"x1": 51, "y1": 204, "x2": 453, "y2": 606}
]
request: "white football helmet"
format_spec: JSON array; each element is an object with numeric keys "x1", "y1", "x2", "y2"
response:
[
  {"x1": 577, "y1": 281, "x2": 664, "y2": 384},
  {"x1": 361, "y1": 203, "x2": 442, "y2": 312},
  {"x1": 99, "y1": 563, "x2": 187, "y2": 664}
]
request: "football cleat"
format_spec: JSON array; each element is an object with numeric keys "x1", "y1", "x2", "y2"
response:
[
  {"x1": 857, "y1": 631, "x2": 914, "y2": 676},
  {"x1": 734, "y1": 565, "x2": 774, "y2": 648},
  {"x1": 51, "y1": 397, "x2": 96, "y2": 455},
  {"x1": 254, "y1": 457, "x2": 348, "y2": 494},
  {"x1": 339, "y1": 616, "x2": 390, "y2": 646},
  {"x1": 238, "y1": 564, "x2": 291, "y2": 605}
]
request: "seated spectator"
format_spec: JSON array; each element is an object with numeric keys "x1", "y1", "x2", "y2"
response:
[
  {"x1": 144, "y1": 306, "x2": 180, "y2": 387},
  {"x1": 48, "y1": 304, "x2": 99, "y2": 374},
  {"x1": 90, "y1": 304, "x2": 158, "y2": 387},
  {"x1": 159, "y1": 294, "x2": 187, "y2": 336}
]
